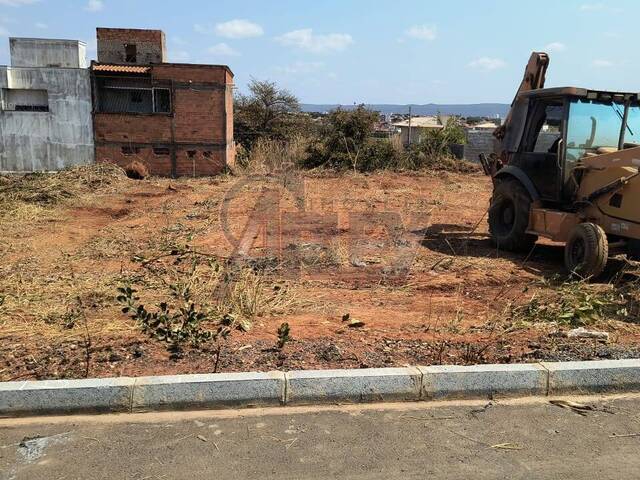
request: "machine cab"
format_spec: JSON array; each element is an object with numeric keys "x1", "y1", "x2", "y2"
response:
[{"x1": 504, "y1": 88, "x2": 640, "y2": 206}]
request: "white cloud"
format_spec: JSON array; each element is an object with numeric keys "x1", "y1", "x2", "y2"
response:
[
  {"x1": 35, "y1": 21, "x2": 47, "y2": 29},
  {"x1": 405, "y1": 25, "x2": 437, "y2": 41},
  {"x1": 84, "y1": 0, "x2": 103, "y2": 12},
  {"x1": 544, "y1": 42, "x2": 566, "y2": 52},
  {"x1": 592, "y1": 59, "x2": 614, "y2": 68},
  {"x1": 0, "y1": 0, "x2": 39, "y2": 6},
  {"x1": 207, "y1": 42, "x2": 240, "y2": 57},
  {"x1": 276, "y1": 61, "x2": 324, "y2": 75},
  {"x1": 194, "y1": 24, "x2": 207, "y2": 34},
  {"x1": 580, "y1": 3, "x2": 622, "y2": 13},
  {"x1": 468, "y1": 56, "x2": 506, "y2": 71},
  {"x1": 170, "y1": 50, "x2": 190, "y2": 62},
  {"x1": 276, "y1": 28, "x2": 353, "y2": 54},
  {"x1": 580, "y1": 3, "x2": 605, "y2": 10},
  {"x1": 215, "y1": 19, "x2": 263, "y2": 39}
]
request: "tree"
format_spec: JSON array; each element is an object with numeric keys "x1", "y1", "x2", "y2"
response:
[
  {"x1": 234, "y1": 79, "x2": 303, "y2": 150},
  {"x1": 304, "y1": 105, "x2": 381, "y2": 170}
]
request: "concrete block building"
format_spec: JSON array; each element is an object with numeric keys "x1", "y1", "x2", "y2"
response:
[
  {"x1": 0, "y1": 38, "x2": 94, "y2": 172},
  {"x1": 91, "y1": 28, "x2": 235, "y2": 177}
]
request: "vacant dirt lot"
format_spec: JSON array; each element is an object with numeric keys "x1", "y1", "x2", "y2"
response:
[{"x1": 2, "y1": 166, "x2": 640, "y2": 381}]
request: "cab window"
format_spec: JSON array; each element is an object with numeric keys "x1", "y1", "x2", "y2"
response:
[
  {"x1": 623, "y1": 105, "x2": 640, "y2": 146},
  {"x1": 566, "y1": 99, "x2": 623, "y2": 160},
  {"x1": 520, "y1": 100, "x2": 563, "y2": 154}
]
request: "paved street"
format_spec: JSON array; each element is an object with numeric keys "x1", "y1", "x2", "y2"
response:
[{"x1": 1, "y1": 394, "x2": 640, "y2": 479}]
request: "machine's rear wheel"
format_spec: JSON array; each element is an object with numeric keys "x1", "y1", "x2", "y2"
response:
[
  {"x1": 564, "y1": 223, "x2": 608, "y2": 278},
  {"x1": 488, "y1": 178, "x2": 537, "y2": 252}
]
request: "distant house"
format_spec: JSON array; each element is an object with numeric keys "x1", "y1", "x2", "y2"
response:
[
  {"x1": 467, "y1": 121, "x2": 499, "y2": 130},
  {"x1": 392, "y1": 116, "x2": 443, "y2": 145}
]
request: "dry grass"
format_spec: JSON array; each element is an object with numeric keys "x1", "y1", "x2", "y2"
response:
[
  {"x1": 117, "y1": 243, "x2": 309, "y2": 337},
  {"x1": 0, "y1": 163, "x2": 128, "y2": 224},
  {"x1": 0, "y1": 253, "x2": 128, "y2": 341},
  {"x1": 5, "y1": 165, "x2": 640, "y2": 379},
  {"x1": 211, "y1": 266, "x2": 303, "y2": 320},
  {"x1": 0, "y1": 163, "x2": 127, "y2": 206},
  {"x1": 508, "y1": 275, "x2": 640, "y2": 328},
  {"x1": 239, "y1": 136, "x2": 311, "y2": 175},
  {"x1": 0, "y1": 164, "x2": 134, "y2": 341}
]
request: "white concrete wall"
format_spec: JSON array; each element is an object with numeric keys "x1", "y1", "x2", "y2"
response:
[
  {"x1": 0, "y1": 66, "x2": 94, "y2": 172},
  {"x1": 464, "y1": 130, "x2": 559, "y2": 162},
  {"x1": 10, "y1": 38, "x2": 87, "y2": 68},
  {"x1": 399, "y1": 125, "x2": 441, "y2": 146}
]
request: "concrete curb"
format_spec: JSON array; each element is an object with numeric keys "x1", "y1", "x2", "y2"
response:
[
  {"x1": 2, "y1": 360, "x2": 640, "y2": 417},
  {"x1": 285, "y1": 367, "x2": 422, "y2": 405},
  {"x1": 420, "y1": 363, "x2": 548, "y2": 400},
  {"x1": 542, "y1": 359, "x2": 640, "y2": 395},
  {"x1": 131, "y1": 372, "x2": 285, "y2": 411},
  {"x1": 0, "y1": 377, "x2": 135, "y2": 416}
]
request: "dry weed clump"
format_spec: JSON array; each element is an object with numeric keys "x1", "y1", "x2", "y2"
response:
[
  {"x1": 124, "y1": 248, "x2": 304, "y2": 339},
  {"x1": 0, "y1": 163, "x2": 128, "y2": 221},
  {"x1": 0, "y1": 254, "x2": 122, "y2": 341},
  {"x1": 508, "y1": 277, "x2": 638, "y2": 327},
  {"x1": 239, "y1": 136, "x2": 310, "y2": 174},
  {"x1": 396, "y1": 150, "x2": 480, "y2": 174}
]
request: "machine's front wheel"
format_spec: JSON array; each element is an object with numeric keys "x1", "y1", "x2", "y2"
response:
[
  {"x1": 564, "y1": 223, "x2": 609, "y2": 278},
  {"x1": 488, "y1": 178, "x2": 537, "y2": 252}
]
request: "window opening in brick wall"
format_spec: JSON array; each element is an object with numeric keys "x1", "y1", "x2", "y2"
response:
[
  {"x1": 153, "y1": 146, "x2": 170, "y2": 156},
  {"x1": 122, "y1": 146, "x2": 141, "y2": 156},
  {"x1": 203, "y1": 151, "x2": 213, "y2": 158},
  {"x1": 154, "y1": 89, "x2": 171, "y2": 113},
  {"x1": 187, "y1": 150, "x2": 197, "y2": 158},
  {"x1": 125, "y1": 44, "x2": 137, "y2": 63},
  {"x1": 98, "y1": 86, "x2": 171, "y2": 114}
]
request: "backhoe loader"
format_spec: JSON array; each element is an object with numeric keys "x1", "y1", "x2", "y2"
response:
[{"x1": 482, "y1": 52, "x2": 640, "y2": 278}]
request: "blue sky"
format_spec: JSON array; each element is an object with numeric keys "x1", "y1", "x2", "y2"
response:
[{"x1": 0, "y1": 0, "x2": 638, "y2": 104}]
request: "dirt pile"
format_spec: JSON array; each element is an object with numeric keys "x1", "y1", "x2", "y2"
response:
[{"x1": 124, "y1": 161, "x2": 149, "y2": 180}]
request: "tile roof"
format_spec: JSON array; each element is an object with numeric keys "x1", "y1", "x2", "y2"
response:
[{"x1": 92, "y1": 64, "x2": 151, "y2": 73}]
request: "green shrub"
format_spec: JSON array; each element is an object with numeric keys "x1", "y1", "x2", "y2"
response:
[
  {"x1": 303, "y1": 105, "x2": 380, "y2": 170},
  {"x1": 402, "y1": 119, "x2": 478, "y2": 173},
  {"x1": 358, "y1": 138, "x2": 402, "y2": 172}
]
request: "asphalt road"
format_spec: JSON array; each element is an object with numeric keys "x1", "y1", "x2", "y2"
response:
[{"x1": 1, "y1": 394, "x2": 640, "y2": 479}]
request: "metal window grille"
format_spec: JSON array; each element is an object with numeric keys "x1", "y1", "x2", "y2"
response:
[{"x1": 98, "y1": 87, "x2": 171, "y2": 114}]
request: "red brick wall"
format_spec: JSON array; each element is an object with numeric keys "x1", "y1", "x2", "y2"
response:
[
  {"x1": 96, "y1": 145, "x2": 173, "y2": 177},
  {"x1": 93, "y1": 62, "x2": 233, "y2": 177},
  {"x1": 225, "y1": 84, "x2": 235, "y2": 168},
  {"x1": 97, "y1": 28, "x2": 164, "y2": 43},
  {"x1": 94, "y1": 114, "x2": 172, "y2": 143},
  {"x1": 152, "y1": 64, "x2": 227, "y2": 83},
  {"x1": 173, "y1": 89, "x2": 225, "y2": 143},
  {"x1": 96, "y1": 145, "x2": 225, "y2": 177},
  {"x1": 225, "y1": 85, "x2": 233, "y2": 144},
  {"x1": 174, "y1": 148, "x2": 225, "y2": 177},
  {"x1": 96, "y1": 28, "x2": 166, "y2": 64}
]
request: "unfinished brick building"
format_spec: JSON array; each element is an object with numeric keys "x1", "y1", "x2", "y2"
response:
[{"x1": 91, "y1": 28, "x2": 234, "y2": 177}]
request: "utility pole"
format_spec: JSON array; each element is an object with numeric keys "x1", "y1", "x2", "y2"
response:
[{"x1": 408, "y1": 105, "x2": 412, "y2": 146}]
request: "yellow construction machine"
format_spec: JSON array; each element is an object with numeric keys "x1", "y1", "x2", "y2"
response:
[{"x1": 482, "y1": 52, "x2": 640, "y2": 278}]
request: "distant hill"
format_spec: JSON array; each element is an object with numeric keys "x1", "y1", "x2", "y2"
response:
[{"x1": 300, "y1": 103, "x2": 510, "y2": 118}]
